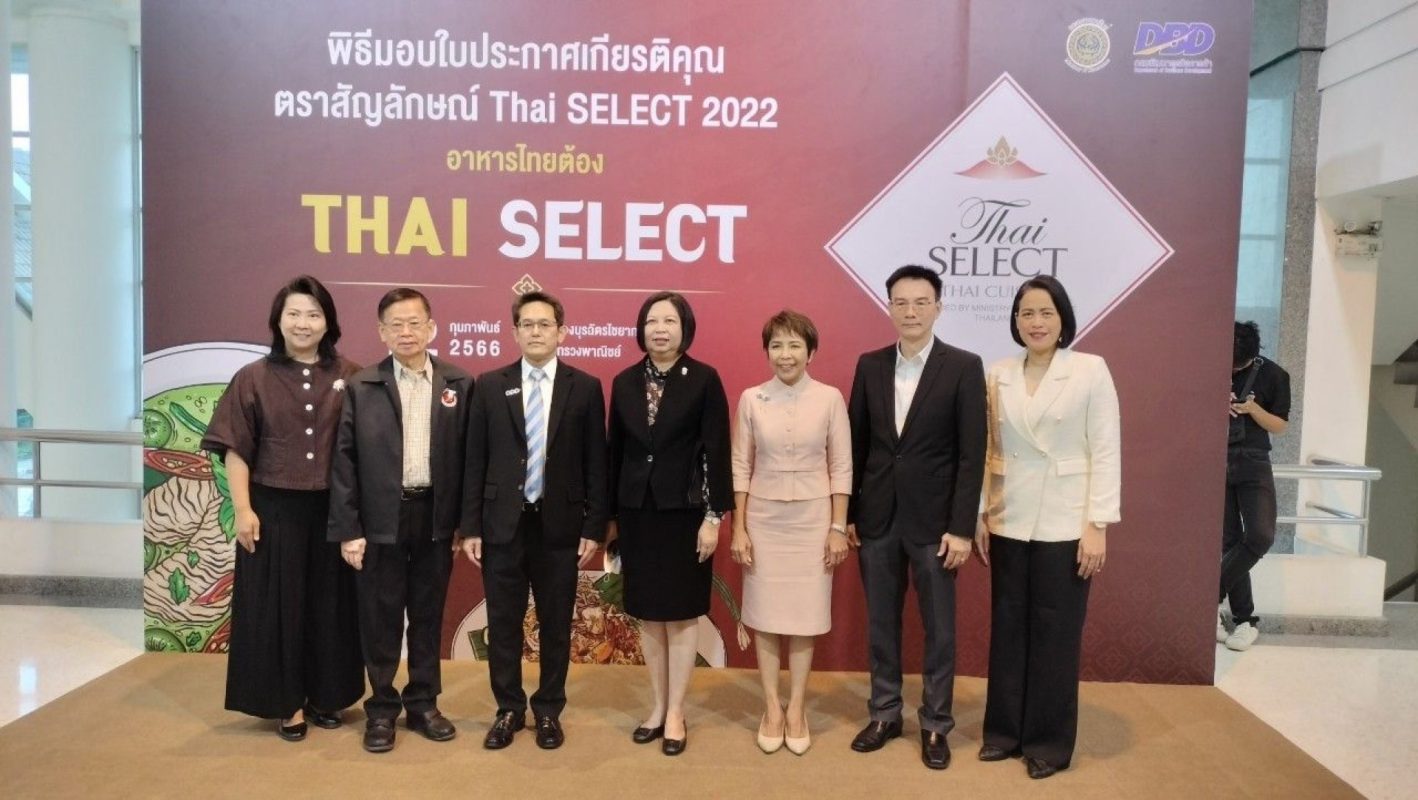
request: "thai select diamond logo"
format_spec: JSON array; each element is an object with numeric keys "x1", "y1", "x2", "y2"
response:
[{"x1": 825, "y1": 73, "x2": 1172, "y2": 365}]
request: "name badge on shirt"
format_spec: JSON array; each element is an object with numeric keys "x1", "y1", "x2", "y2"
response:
[{"x1": 441, "y1": 388, "x2": 458, "y2": 407}]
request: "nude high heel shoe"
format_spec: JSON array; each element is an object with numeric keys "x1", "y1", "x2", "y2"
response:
[
  {"x1": 756, "y1": 714, "x2": 785, "y2": 754},
  {"x1": 784, "y1": 717, "x2": 811, "y2": 755}
]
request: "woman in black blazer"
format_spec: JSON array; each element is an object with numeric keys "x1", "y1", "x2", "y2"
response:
[{"x1": 607, "y1": 291, "x2": 733, "y2": 756}]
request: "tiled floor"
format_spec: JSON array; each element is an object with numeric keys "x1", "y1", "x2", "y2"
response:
[
  {"x1": 0, "y1": 605, "x2": 144, "y2": 726},
  {"x1": 1214, "y1": 627, "x2": 1418, "y2": 800},
  {"x1": 2, "y1": 603, "x2": 1414, "y2": 798}
]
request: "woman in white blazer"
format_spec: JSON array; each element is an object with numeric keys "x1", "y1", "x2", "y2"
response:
[{"x1": 972, "y1": 276, "x2": 1120, "y2": 780}]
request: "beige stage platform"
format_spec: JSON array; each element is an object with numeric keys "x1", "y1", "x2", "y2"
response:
[{"x1": 0, "y1": 654, "x2": 1358, "y2": 799}]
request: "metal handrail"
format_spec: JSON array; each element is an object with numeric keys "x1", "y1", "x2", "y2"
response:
[
  {"x1": 1271, "y1": 464, "x2": 1381, "y2": 482},
  {"x1": 1307, "y1": 503, "x2": 1359, "y2": 520},
  {"x1": 1272, "y1": 455, "x2": 1381, "y2": 557},
  {"x1": 1384, "y1": 569, "x2": 1418, "y2": 601},
  {"x1": 0, "y1": 478, "x2": 143, "y2": 490},
  {"x1": 0, "y1": 428, "x2": 143, "y2": 445},
  {"x1": 0, "y1": 427, "x2": 145, "y2": 517}
]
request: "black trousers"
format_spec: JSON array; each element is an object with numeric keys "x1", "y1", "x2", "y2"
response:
[
  {"x1": 857, "y1": 520, "x2": 957, "y2": 735},
  {"x1": 482, "y1": 507, "x2": 579, "y2": 718},
  {"x1": 1219, "y1": 448, "x2": 1277, "y2": 625},
  {"x1": 355, "y1": 493, "x2": 454, "y2": 721},
  {"x1": 982, "y1": 535, "x2": 1091, "y2": 768},
  {"x1": 224, "y1": 485, "x2": 364, "y2": 720}
]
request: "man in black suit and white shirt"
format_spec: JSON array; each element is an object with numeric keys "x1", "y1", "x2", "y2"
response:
[
  {"x1": 846, "y1": 265, "x2": 987, "y2": 770},
  {"x1": 459, "y1": 291, "x2": 608, "y2": 751},
  {"x1": 329, "y1": 287, "x2": 473, "y2": 754}
]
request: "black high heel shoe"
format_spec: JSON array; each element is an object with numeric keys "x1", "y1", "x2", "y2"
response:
[
  {"x1": 277, "y1": 718, "x2": 308, "y2": 742},
  {"x1": 304, "y1": 705, "x2": 342, "y2": 730},
  {"x1": 978, "y1": 743, "x2": 1020, "y2": 761},
  {"x1": 1025, "y1": 756, "x2": 1068, "y2": 779}
]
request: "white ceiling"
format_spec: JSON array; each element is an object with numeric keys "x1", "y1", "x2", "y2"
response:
[{"x1": 8, "y1": 1, "x2": 141, "y2": 44}]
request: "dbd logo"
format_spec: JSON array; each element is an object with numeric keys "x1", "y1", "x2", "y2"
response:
[{"x1": 1133, "y1": 22, "x2": 1215, "y2": 57}]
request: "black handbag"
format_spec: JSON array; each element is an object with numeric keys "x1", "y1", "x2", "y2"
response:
[{"x1": 1228, "y1": 358, "x2": 1262, "y2": 445}]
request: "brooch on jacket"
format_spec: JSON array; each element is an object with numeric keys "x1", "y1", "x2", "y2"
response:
[
  {"x1": 332, "y1": 379, "x2": 346, "y2": 392},
  {"x1": 441, "y1": 388, "x2": 458, "y2": 407}
]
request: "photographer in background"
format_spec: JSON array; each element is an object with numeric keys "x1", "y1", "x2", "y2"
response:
[{"x1": 1218, "y1": 321, "x2": 1290, "y2": 652}]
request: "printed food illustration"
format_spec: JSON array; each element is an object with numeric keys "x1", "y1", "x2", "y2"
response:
[
  {"x1": 453, "y1": 571, "x2": 747, "y2": 668},
  {"x1": 142, "y1": 344, "x2": 265, "y2": 653}
]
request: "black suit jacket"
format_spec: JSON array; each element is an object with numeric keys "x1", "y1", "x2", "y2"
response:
[
  {"x1": 461, "y1": 359, "x2": 608, "y2": 545},
  {"x1": 847, "y1": 338, "x2": 986, "y2": 545},
  {"x1": 607, "y1": 354, "x2": 733, "y2": 515},
  {"x1": 328, "y1": 355, "x2": 473, "y2": 544}
]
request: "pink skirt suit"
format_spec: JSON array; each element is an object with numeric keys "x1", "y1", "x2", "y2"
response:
[{"x1": 731, "y1": 376, "x2": 852, "y2": 636}]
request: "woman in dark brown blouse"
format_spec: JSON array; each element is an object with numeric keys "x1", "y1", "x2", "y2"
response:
[{"x1": 201, "y1": 275, "x2": 363, "y2": 741}]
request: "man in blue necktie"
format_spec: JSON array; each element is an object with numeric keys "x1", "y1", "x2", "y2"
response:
[{"x1": 459, "y1": 291, "x2": 608, "y2": 751}]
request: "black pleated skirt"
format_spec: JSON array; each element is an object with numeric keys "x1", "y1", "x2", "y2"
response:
[
  {"x1": 619, "y1": 506, "x2": 714, "y2": 622},
  {"x1": 224, "y1": 485, "x2": 364, "y2": 719}
]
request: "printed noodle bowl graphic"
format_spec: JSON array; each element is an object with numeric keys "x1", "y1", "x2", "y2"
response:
[
  {"x1": 451, "y1": 571, "x2": 728, "y2": 667},
  {"x1": 142, "y1": 343, "x2": 267, "y2": 653}
]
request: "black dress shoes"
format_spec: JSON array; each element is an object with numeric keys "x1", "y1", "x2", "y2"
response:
[
  {"x1": 661, "y1": 727, "x2": 687, "y2": 756},
  {"x1": 850, "y1": 720, "x2": 903, "y2": 752},
  {"x1": 631, "y1": 724, "x2": 665, "y2": 744},
  {"x1": 304, "y1": 705, "x2": 342, "y2": 730},
  {"x1": 276, "y1": 718, "x2": 307, "y2": 742},
  {"x1": 920, "y1": 731, "x2": 951, "y2": 770},
  {"x1": 407, "y1": 709, "x2": 457, "y2": 742},
  {"x1": 363, "y1": 719, "x2": 396, "y2": 753},
  {"x1": 1026, "y1": 756, "x2": 1067, "y2": 779},
  {"x1": 978, "y1": 743, "x2": 1020, "y2": 761},
  {"x1": 535, "y1": 715, "x2": 565, "y2": 750},
  {"x1": 483, "y1": 710, "x2": 526, "y2": 750}
]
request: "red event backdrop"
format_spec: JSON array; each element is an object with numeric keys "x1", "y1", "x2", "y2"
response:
[{"x1": 140, "y1": 0, "x2": 1250, "y2": 683}]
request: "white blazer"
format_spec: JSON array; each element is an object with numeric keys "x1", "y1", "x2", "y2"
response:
[{"x1": 983, "y1": 348, "x2": 1120, "y2": 543}]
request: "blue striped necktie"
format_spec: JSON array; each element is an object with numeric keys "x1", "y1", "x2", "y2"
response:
[{"x1": 524, "y1": 368, "x2": 545, "y2": 502}]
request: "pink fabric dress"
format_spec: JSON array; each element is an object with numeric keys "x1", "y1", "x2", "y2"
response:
[{"x1": 731, "y1": 375, "x2": 852, "y2": 636}]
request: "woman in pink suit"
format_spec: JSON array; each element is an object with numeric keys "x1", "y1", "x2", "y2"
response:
[{"x1": 730, "y1": 310, "x2": 852, "y2": 756}]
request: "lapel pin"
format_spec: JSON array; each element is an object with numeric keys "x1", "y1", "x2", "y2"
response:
[
  {"x1": 505, "y1": 387, "x2": 521, "y2": 396},
  {"x1": 681, "y1": 366, "x2": 688, "y2": 376},
  {"x1": 441, "y1": 388, "x2": 458, "y2": 407}
]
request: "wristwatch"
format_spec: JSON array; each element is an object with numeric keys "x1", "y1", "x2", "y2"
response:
[
  {"x1": 830, "y1": 523, "x2": 847, "y2": 534},
  {"x1": 705, "y1": 511, "x2": 724, "y2": 525}
]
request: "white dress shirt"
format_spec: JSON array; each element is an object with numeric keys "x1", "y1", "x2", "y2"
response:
[{"x1": 894, "y1": 338, "x2": 933, "y2": 436}]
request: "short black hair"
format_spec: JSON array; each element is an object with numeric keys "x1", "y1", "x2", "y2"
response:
[
  {"x1": 1009, "y1": 276, "x2": 1078, "y2": 348},
  {"x1": 885, "y1": 264, "x2": 942, "y2": 301},
  {"x1": 377, "y1": 287, "x2": 431, "y2": 320},
  {"x1": 267, "y1": 275, "x2": 341, "y2": 363},
  {"x1": 1234, "y1": 321, "x2": 1261, "y2": 367},
  {"x1": 761, "y1": 309, "x2": 819, "y2": 355},
  {"x1": 513, "y1": 290, "x2": 565, "y2": 326},
  {"x1": 635, "y1": 291, "x2": 697, "y2": 353}
]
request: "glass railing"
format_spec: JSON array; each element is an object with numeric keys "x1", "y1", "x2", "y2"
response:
[{"x1": 0, "y1": 427, "x2": 143, "y2": 518}]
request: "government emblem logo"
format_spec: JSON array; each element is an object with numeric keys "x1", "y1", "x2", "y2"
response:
[{"x1": 1065, "y1": 18, "x2": 1112, "y2": 73}]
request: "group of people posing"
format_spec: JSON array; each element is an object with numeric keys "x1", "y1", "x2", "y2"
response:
[{"x1": 203, "y1": 264, "x2": 1123, "y2": 780}]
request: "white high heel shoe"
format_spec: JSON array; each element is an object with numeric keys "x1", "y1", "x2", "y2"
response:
[
  {"x1": 756, "y1": 714, "x2": 785, "y2": 753},
  {"x1": 784, "y1": 717, "x2": 811, "y2": 755}
]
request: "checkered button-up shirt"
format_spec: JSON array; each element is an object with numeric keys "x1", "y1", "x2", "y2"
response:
[{"x1": 395, "y1": 357, "x2": 433, "y2": 488}]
